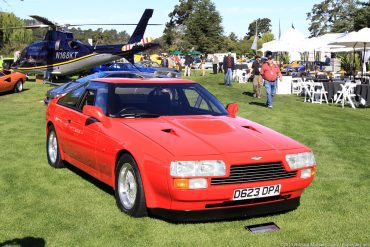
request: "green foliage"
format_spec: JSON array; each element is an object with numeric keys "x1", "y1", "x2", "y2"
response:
[
  {"x1": 261, "y1": 32, "x2": 274, "y2": 43},
  {"x1": 162, "y1": 0, "x2": 224, "y2": 53},
  {"x1": 246, "y1": 18, "x2": 272, "y2": 39},
  {"x1": 306, "y1": 0, "x2": 360, "y2": 37},
  {"x1": 337, "y1": 52, "x2": 362, "y2": 72},
  {"x1": 277, "y1": 52, "x2": 290, "y2": 64},
  {"x1": 353, "y1": 1, "x2": 370, "y2": 31},
  {"x1": 68, "y1": 27, "x2": 130, "y2": 45},
  {"x1": 0, "y1": 12, "x2": 33, "y2": 55}
]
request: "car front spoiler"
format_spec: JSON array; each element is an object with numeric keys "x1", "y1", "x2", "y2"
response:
[{"x1": 148, "y1": 197, "x2": 300, "y2": 223}]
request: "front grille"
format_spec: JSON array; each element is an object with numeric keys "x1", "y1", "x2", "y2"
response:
[{"x1": 211, "y1": 162, "x2": 297, "y2": 185}]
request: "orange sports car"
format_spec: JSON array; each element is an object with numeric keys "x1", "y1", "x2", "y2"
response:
[{"x1": 0, "y1": 70, "x2": 27, "y2": 94}]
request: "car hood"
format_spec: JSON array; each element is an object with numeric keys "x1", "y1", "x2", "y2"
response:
[{"x1": 122, "y1": 116, "x2": 305, "y2": 156}]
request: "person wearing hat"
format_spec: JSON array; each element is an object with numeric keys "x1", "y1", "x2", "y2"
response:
[
  {"x1": 223, "y1": 52, "x2": 235, "y2": 86},
  {"x1": 251, "y1": 55, "x2": 263, "y2": 98},
  {"x1": 260, "y1": 55, "x2": 282, "y2": 108}
]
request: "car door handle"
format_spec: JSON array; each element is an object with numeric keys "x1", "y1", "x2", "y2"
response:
[{"x1": 67, "y1": 119, "x2": 72, "y2": 124}]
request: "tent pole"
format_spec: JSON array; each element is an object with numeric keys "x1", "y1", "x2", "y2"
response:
[
  {"x1": 353, "y1": 47, "x2": 356, "y2": 82},
  {"x1": 362, "y1": 42, "x2": 366, "y2": 82}
]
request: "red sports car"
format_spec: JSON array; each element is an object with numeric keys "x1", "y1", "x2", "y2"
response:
[
  {"x1": 0, "y1": 70, "x2": 26, "y2": 93},
  {"x1": 46, "y1": 78, "x2": 316, "y2": 221}
]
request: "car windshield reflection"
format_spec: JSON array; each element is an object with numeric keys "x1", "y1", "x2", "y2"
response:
[{"x1": 109, "y1": 83, "x2": 228, "y2": 118}]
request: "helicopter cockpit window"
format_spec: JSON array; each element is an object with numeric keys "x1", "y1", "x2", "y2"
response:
[{"x1": 68, "y1": 41, "x2": 79, "y2": 49}]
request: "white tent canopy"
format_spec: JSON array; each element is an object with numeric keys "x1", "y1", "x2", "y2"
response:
[
  {"x1": 260, "y1": 27, "x2": 306, "y2": 53},
  {"x1": 329, "y1": 28, "x2": 370, "y2": 49}
]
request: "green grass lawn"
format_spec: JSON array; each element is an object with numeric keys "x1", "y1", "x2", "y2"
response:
[{"x1": 0, "y1": 73, "x2": 369, "y2": 246}]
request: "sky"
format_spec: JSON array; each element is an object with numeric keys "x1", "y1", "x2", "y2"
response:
[{"x1": 0, "y1": 0, "x2": 322, "y2": 40}]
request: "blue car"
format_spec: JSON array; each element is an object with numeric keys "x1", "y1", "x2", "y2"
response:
[
  {"x1": 44, "y1": 71, "x2": 160, "y2": 105},
  {"x1": 108, "y1": 62, "x2": 140, "y2": 72},
  {"x1": 134, "y1": 62, "x2": 156, "y2": 73}
]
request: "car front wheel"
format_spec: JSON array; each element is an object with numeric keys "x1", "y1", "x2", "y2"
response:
[
  {"x1": 46, "y1": 125, "x2": 65, "y2": 168},
  {"x1": 115, "y1": 154, "x2": 147, "y2": 217},
  {"x1": 14, "y1": 80, "x2": 23, "y2": 93}
]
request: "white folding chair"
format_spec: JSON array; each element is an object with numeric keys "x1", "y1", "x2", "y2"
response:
[
  {"x1": 291, "y1": 78, "x2": 303, "y2": 95},
  {"x1": 311, "y1": 82, "x2": 328, "y2": 104},
  {"x1": 335, "y1": 83, "x2": 356, "y2": 109},
  {"x1": 234, "y1": 69, "x2": 248, "y2": 83},
  {"x1": 302, "y1": 80, "x2": 313, "y2": 102}
]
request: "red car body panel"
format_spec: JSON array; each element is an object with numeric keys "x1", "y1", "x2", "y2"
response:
[
  {"x1": 46, "y1": 78, "x2": 316, "y2": 216},
  {"x1": 0, "y1": 70, "x2": 26, "y2": 93}
]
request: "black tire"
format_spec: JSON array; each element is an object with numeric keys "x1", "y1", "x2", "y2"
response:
[
  {"x1": 115, "y1": 154, "x2": 147, "y2": 217},
  {"x1": 14, "y1": 80, "x2": 23, "y2": 93},
  {"x1": 46, "y1": 125, "x2": 65, "y2": 168}
]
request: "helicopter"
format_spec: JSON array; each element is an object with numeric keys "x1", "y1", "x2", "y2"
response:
[{"x1": 6, "y1": 9, "x2": 159, "y2": 81}]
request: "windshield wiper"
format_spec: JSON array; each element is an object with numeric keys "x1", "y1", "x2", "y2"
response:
[{"x1": 118, "y1": 113, "x2": 160, "y2": 118}]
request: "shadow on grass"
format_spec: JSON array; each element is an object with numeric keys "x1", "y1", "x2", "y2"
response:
[
  {"x1": 0, "y1": 88, "x2": 30, "y2": 96},
  {"x1": 65, "y1": 163, "x2": 114, "y2": 196},
  {"x1": 242, "y1": 91, "x2": 254, "y2": 97},
  {"x1": 249, "y1": 102, "x2": 267, "y2": 107},
  {"x1": 150, "y1": 207, "x2": 298, "y2": 225},
  {"x1": 0, "y1": 237, "x2": 45, "y2": 247}
]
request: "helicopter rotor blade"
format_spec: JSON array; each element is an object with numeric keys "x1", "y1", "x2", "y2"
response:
[
  {"x1": 0, "y1": 24, "x2": 49, "y2": 30},
  {"x1": 65, "y1": 23, "x2": 162, "y2": 27},
  {"x1": 29, "y1": 15, "x2": 58, "y2": 28}
]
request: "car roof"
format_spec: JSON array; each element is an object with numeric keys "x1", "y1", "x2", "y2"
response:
[{"x1": 93, "y1": 78, "x2": 195, "y2": 84}]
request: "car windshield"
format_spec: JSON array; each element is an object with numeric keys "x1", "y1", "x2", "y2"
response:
[
  {"x1": 134, "y1": 63, "x2": 145, "y2": 68},
  {"x1": 76, "y1": 72, "x2": 108, "y2": 83},
  {"x1": 109, "y1": 83, "x2": 228, "y2": 118}
]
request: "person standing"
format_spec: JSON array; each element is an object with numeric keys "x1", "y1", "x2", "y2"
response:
[
  {"x1": 218, "y1": 56, "x2": 223, "y2": 73},
  {"x1": 184, "y1": 54, "x2": 193, "y2": 77},
  {"x1": 251, "y1": 55, "x2": 262, "y2": 98},
  {"x1": 261, "y1": 55, "x2": 282, "y2": 108},
  {"x1": 200, "y1": 55, "x2": 206, "y2": 76},
  {"x1": 212, "y1": 55, "x2": 218, "y2": 74},
  {"x1": 223, "y1": 52, "x2": 235, "y2": 86}
]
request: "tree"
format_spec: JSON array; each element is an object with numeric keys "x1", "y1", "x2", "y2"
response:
[
  {"x1": 184, "y1": 0, "x2": 224, "y2": 53},
  {"x1": 162, "y1": 0, "x2": 224, "y2": 53},
  {"x1": 353, "y1": 1, "x2": 370, "y2": 31},
  {"x1": 0, "y1": 12, "x2": 33, "y2": 55},
  {"x1": 306, "y1": 0, "x2": 359, "y2": 37},
  {"x1": 246, "y1": 18, "x2": 271, "y2": 39}
]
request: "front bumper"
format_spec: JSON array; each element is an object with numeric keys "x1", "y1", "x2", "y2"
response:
[{"x1": 148, "y1": 197, "x2": 300, "y2": 222}]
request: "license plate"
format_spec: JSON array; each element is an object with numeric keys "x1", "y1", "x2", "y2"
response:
[{"x1": 233, "y1": 184, "x2": 281, "y2": 201}]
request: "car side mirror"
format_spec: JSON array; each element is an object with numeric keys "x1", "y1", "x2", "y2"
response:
[
  {"x1": 226, "y1": 103, "x2": 238, "y2": 118},
  {"x1": 5, "y1": 77, "x2": 11, "y2": 82},
  {"x1": 82, "y1": 105, "x2": 107, "y2": 124}
]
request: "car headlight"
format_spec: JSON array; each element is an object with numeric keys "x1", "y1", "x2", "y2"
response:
[
  {"x1": 285, "y1": 152, "x2": 315, "y2": 169},
  {"x1": 170, "y1": 160, "x2": 226, "y2": 177}
]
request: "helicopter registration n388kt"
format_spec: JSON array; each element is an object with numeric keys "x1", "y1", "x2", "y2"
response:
[{"x1": 9, "y1": 9, "x2": 159, "y2": 80}]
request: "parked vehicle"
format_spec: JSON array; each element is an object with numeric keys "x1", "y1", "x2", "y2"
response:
[
  {"x1": 138, "y1": 60, "x2": 181, "y2": 78},
  {"x1": 0, "y1": 69, "x2": 26, "y2": 94},
  {"x1": 0, "y1": 57, "x2": 14, "y2": 70},
  {"x1": 191, "y1": 57, "x2": 213, "y2": 69},
  {"x1": 44, "y1": 71, "x2": 160, "y2": 104},
  {"x1": 46, "y1": 77, "x2": 316, "y2": 221}
]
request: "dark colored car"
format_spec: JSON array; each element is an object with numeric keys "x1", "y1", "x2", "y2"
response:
[
  {"x1": 138, "y1": 60, "x2": 181, "y2": 78},
  {"x1": 44, "y1": 71, "x2": 160, "y2": 104}
]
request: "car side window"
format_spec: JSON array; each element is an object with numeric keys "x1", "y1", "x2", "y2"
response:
[
  {"x1": 58, "y1": 85, "x2": 86, "y2": 109},
  {"x1": 78, "y1": 83, "x2": 108, "y2": 115},
  {"x1": 183, "y1": 88, "x2": 211, "y2": 111},
  {"x1": 0, "y1": 72, "x2": 4, "y2": 77}
]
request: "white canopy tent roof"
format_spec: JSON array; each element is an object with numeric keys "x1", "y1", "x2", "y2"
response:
[
  {"x1": 260, "y1": 27, "x2": 306, "y2": 53},
  {"x1": 329, "y1": 28, "x2": 370, "y2": 49}
]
